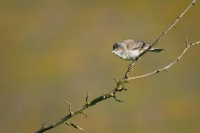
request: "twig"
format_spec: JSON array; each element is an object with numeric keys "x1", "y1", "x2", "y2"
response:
[
  {"x1": 81, "y1": 111, "x2": 88, "y2": 118},
  {"x1": 112, "y1": 95, "x2": 124, "y2": 102},
  {"x1": 127, "y1": 41, "x2": 200, "y2": 81},
  {"x1": 86, "y1": 93, "x2": 90, "y2": 103},
  {"x1": 123, "y1": 0, "x2": 196, "y2": 79},
  {"x1": 113, "y1": 78, "x2": 119, "y2": 83},
  {"x1": 186, "y1": 38, "x2": 189, "y2": 47},
  {"x1": 64, "y1": 100, "x2": 73, "y2": 114},
  {"x1": 66, "y1": 122, "x2": 83, "y2": 131}
]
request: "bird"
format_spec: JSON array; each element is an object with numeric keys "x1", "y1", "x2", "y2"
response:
[{"x1": 111, "y1": 39, "x2": 164, "y2": 60}]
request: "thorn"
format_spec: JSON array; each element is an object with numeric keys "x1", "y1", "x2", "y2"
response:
[
  {"x1": 86, "y1": 93, "x2": 90, "y2": 103},
  {"x1": 80, "y1": 111, "x2": 88, "y2": 118},
  {"x1": 173, "y1": 26, "x2": 177, "y2": 28},
  {"x1": 113, "y1": 78, "x2": 119, "y2": 83},
  {"x1": 64, "y1": 100, "x2": 73, "y2": 114},
  {"x1": 113, "y1": 95, "x2": 124, "y2": 102},
  {"x1": 122, "y1": 87, "x2": 129, "y2": 91},
  {"x1": 186, "y1": 38, "x2": 189, "y2": 47},
  {"x1": 66, "y1": 122, "x2": 83, "y2": 131}
]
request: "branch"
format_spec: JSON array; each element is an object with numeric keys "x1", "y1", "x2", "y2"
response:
[
  {"x1": 33, "y1": 88, "x2": 125, "y2": 133},
  {"x1": 33, "y1": 1, "x2": 197, "y2": 133},
  {"x1": 123, "y1": 0, "x2": 196, "y2": 79},
  {"x1": 127, "y1": 41, "x2": 200, "y2": 81}
]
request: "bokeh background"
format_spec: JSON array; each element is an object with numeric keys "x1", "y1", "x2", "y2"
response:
[{"x1": 0, "y1": 0, "x2": 200, "y2": 133}]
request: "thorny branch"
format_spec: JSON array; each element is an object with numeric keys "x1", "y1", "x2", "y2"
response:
[{"x1": 33, "y1": 0, "x2": 198, "y2": 133}]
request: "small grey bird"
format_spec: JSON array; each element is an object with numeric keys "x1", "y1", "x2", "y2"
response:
[{"x1": 112, "y1": 39, "x2": 164, "y2": 60}]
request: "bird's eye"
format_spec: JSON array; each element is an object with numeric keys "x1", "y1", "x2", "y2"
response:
[{"x1": 113, "y1": 42, "x2": 120, "y2": 50}]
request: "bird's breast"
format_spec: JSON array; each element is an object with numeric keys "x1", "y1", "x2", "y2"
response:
[{"x1": 128, "y1": 50, "x2": 140, "y2": 59}]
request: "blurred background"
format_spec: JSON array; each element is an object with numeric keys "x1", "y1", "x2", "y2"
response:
[{"x1": 0, "y1": 0, "x2": 200, "y2": 133}]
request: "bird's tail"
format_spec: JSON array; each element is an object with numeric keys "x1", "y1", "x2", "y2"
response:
[{"x1": 149, "y1": 48, "x2": 164, "y2": 52}]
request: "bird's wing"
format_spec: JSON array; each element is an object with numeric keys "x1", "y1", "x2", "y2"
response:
[{"x1": 123, "y1": 39, "x2": 146, "y2": 50}]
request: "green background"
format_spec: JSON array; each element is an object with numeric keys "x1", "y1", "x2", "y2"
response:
[{"x1": 0, "y1": 0, "x2": 200, "y2": 133}]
